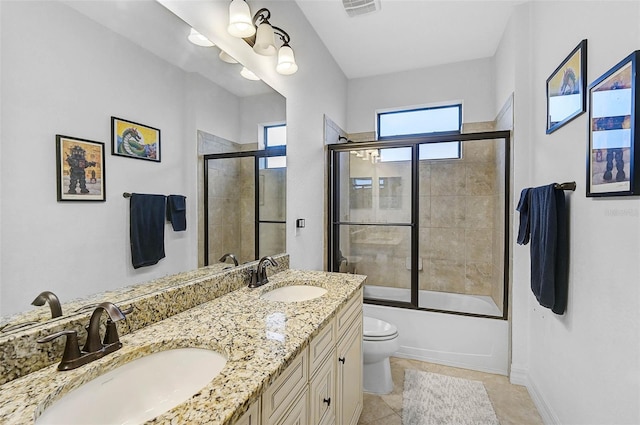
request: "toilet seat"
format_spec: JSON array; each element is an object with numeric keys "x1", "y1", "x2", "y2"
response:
[{"x1": 363, "y1": 316, "x2": 398, "y2": 341}]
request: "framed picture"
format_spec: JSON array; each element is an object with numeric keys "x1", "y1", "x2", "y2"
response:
[
  {"x1": 111, "y1": 116, "x2": 161, "y2": 162},
  {"x1": 56, "y1": 135, "x2": 106, "y2": 201},
  {"x1": 546, "y1": 39, "x2": 587, "y2": 134},
  {"x1": 587, "y1": 50, "x2": 640, "y2": 197}
]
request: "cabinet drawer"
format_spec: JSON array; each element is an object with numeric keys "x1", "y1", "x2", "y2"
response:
[
  {"x1": 309, "y1": 318, "x2": 335, "y2": 376},
  {"x1": 263, "y1": 349, "x2": 308, "y2": 423},
  {"x1": 337, "y1": 288, "x2": 363, "y2": 339}
]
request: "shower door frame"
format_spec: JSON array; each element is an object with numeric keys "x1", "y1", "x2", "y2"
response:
[
  {"x1": 202, "y1": 146, "x2": 286, "y2": 266},
  {"x1": 327, "y1": 131, "x2": 511, "y2": 320}
]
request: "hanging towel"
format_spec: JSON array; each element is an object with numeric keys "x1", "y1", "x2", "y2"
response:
[
  {"x1": 129, "y1": 193, "x2": 166, "y2": 269},
  {"x1": 166, "y1": 194, "x2": 187, "y2": 231},
  {"x1": 516, "y1": 184, "x2": 569, "y2": 314}
]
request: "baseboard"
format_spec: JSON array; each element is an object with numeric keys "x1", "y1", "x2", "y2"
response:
[
  {"x1": 394, "y1": 347, "x2": 508, "y2": 376},
  {"x1": 509, "y1": 365, "x2": 529, "y2": 386},
  {"x1": 508, "y1": 364, "x2": 560, "y2": 425}
]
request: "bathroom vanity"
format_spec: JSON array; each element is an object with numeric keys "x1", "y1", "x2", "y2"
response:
[{"x1": 0, "y1": 265, "x2": 365, "y2": 424}]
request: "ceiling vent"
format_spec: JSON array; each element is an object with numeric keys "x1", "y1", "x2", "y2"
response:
[{"x1": 342, "y1": 0, "x2": 381, "y2": 17}]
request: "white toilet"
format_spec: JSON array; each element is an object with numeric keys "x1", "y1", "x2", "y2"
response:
[{"x1": 362, "y1": 316, "x2": 400, "y2": 394}]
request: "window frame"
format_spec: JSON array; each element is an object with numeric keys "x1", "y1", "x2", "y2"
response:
[{"x1": 377, "y1": 103, "x2": 463, "y2": 139}]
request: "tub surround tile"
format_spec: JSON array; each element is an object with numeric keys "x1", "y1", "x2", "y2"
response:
[
  {"x1": 0, "y1": 254, "x2": 289, "y2": 385},
  {"x1": 0, "y1": 268, "x2": 365, "y2": 425}
]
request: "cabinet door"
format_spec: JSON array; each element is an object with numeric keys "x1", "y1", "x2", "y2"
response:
[
  {"x1": 336, "y1": 314, "x2": 363, "y2": 425},
  {"x1": 235, "y1": 399, "x2": 261, "y2": 425},
  {"x1": 276, "y1": 390, "x2": 308, "y2": 425},
  {"x1": 309, "y1": 351, "x2": 336, "y2": 425},
  {"x1": 263, "y1": 349, "x2": 308, "y2": 424}
]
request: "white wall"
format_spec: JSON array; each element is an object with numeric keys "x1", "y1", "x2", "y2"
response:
[
  {"x1": 498, "y1": 2, "x2": 640, "y2": 424},
  {"x1": 347, "y1": 57, "x2": 496, "y2": 133}
]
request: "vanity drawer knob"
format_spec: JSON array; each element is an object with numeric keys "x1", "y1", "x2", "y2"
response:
[
  {"x1": 323, "y1": 397, "x2": 331, "y2": 407},
  {"x1": 338, "y1": 357, "x2": 345, "y2": 364}
]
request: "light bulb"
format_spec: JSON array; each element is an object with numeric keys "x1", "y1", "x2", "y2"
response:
[
  {"x1": 188, "y1": 28, "x2": 214, "y2": 47},
  {"x1": 276, "y1": 45, "x2": 298, "y2": 75},
  {"x1": 228, "y1": 0, "x2": 255, "y2": 38},
  {"x1": 240, "y1": 67, "x2": 260, "y2": 81},
  {"x1": 253, "y1": 22, "x2": 277, "y2": 56},
  {"x1": 218, "y1": 50, "x2": 238, "y2": 64}
]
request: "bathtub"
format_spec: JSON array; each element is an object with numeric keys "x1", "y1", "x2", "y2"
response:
[
  {"x1": 363, "y1": 285, "x2": 502, "y2": 316},
  {"x1": 363, "y1": 286, "x2": 509, "y2": 375}
]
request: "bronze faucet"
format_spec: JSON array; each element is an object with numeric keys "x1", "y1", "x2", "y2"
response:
[
  {"x1": 248, "y1": 256, "x2": 278, "y2": 288},
  {"x1": 218, "y1": 253, "x2": 239, "y2": 267},
  {"x1": 37, "y1": 302, "x2": 130, "y2": 371},
  {"x1": 31, "y1": 291, "x2": 63, "y2": 318}
]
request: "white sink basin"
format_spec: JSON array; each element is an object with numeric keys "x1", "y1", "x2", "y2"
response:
[
  {"x1": 261, "y1": 285, "x2": 327, "y2": 302},
  {"x1": 36, "y1": 348, "x2": 227, "y2": 425}
]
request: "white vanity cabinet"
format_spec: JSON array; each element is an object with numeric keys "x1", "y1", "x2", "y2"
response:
[
  {"x1": 239, "y1": 288, "x2": 363, "y2": 425},
  {"x1": 235, "y1": 400, "x2": 261, "y2": 425},
  {"x1": 335, "y1": 289, "x2": 363, "y2": 425}
]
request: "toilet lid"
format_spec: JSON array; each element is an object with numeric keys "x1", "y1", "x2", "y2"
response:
[{"x1": 363, "y1": 316, "x2": 398, "y2": 338}]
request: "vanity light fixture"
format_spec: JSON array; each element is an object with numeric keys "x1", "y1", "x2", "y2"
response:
[
  {"x1": 240, "y1": 66, "x2": 261, "y2": 81},
  {"x1": 188, "y1": 28, "x2": 215, "y2": 47},
  {"x1": 219, "y1": 50, "x2": 238, "y2": 64},
  {"x1": 227, "y1": 2, "x2": 298, "y2": 75}
]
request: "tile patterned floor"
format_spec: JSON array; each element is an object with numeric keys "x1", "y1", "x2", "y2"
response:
[{"x1": 358, "y1": 357, "x2": 544, "y2": 425}]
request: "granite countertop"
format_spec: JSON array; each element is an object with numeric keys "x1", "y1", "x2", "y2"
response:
[
  {"x1": 0, "y1": 269, "x2": 365, "y2": 424},
  {"x1": 0, "y1": 263, "x2": 232, "y2": 334}
]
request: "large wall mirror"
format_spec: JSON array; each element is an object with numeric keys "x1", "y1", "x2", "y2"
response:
[{"x1": 0, "y1": 0, "x2": 285, "y2": 333}]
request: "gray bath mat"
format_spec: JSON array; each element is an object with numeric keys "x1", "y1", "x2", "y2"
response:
[{"x1": 402, "y1": 369, "x2": 500, "y2": 425}]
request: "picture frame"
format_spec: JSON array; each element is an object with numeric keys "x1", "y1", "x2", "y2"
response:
[
  {"x1": 546, "y1": 39, "x2": 587, "y2": 134},
  {"x1": 111, "y1": 116, "x2": 161, "y2": 162},
  {"x1": 587, "y1": 50, "x2": 640, "y2": 197},
  {"x1": 56, "y1": 135, "x2": 106, "y2": 202}
]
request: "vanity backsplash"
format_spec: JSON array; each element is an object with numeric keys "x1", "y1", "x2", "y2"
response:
[{"x1": 0, "y1": 254, "x2": 289, "y2": 385}]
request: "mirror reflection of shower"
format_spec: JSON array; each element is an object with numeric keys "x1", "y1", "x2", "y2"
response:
[{"x1": 200, "y1": 128, "x2": 286, "y2": 265}]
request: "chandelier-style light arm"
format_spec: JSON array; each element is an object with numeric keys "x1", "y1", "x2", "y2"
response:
[
  {"x1": 272, "y1": 26, "x2": 291, "y2": 46},
  {"x1": 253, "y1": 8, "x2": 271, "y2": 26}
]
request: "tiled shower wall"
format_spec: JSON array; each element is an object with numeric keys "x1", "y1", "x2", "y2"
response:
[{"x1": 418, "y1": 139, "x2": 502, "y2": 300}]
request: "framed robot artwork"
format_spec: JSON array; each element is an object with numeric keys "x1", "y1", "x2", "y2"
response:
[
  {"x1": 111, "y1": 116, "x2": 161, "y2": 162},
  {"x1": 56, "y1": 135, "x2": 106, "y2": 202},
  {"x1": 546, "y1": 39, "x2": 587, "y2": 134},
  {"x1": 587, "y1": 50, "x2": 640, "y2": 197}
]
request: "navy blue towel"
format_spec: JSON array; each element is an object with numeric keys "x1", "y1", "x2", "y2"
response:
[
  {"x1": 130, "y1": 193, "x2": 166, "y2": 269},
  {"x1": 516, "y1": 184, "x2": 569, "y2": 314},
  {"x1": 166, "y1": 195, "x2": 186, "y2": 231}
]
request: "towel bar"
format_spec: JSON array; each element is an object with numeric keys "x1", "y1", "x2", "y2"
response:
[{"x1": 554, "y1": 182, "x2": 576, "y2": 191}]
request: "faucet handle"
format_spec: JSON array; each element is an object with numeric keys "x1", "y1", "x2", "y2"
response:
[
  {"x1": 37, "y1": 330, "x2": 81, "y2": 370},
  {"x1": 103, "y1": 306, "x2": 133, "y2": 345}
]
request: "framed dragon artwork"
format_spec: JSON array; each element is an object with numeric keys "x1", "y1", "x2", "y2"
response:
[
  {"x1": 111, "y1": 116, "x2": 161, "y2": 162},
  {"x1": 546, "y1": 39, "x2": 587, "y2": 134}
]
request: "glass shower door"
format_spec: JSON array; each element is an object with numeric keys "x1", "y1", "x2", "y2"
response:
[{"x1": 331, "y1": 148, "x2": 413, "y2": 305}]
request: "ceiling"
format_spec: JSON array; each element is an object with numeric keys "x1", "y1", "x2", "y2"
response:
[{"x1": 294, "y1": 0, "x2": 524, "y2": 79}]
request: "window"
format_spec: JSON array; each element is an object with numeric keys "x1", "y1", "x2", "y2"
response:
[
  {"x1": 350, "y1": 177, "x2": 372, "y2": 209},
  {"x1": 378, "y1": 104, "x2": 462, "y2": 160},
  {"x1": 262, "y1": 124, "x2": 286, "y2": 169},
  {"x1": 265, "y1": 124, "x2": 286, "y2": 147},
  {"x1": 379, "y1": 177, "x2": 402, "y2": 209}
]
